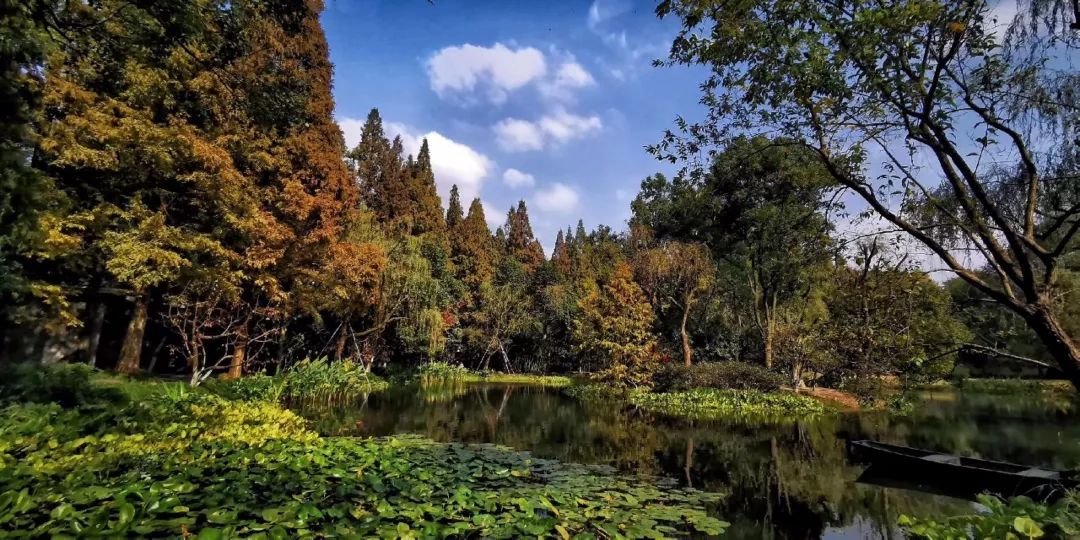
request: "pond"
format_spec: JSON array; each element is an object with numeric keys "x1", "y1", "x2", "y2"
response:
[{"x1": 290, "y1": 384, "x2": 1080, "y2": 539}]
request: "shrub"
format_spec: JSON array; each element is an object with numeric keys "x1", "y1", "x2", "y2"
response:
[
  {"x1": 203, "y1": 373, "x2": 285, "y2": 402},
  {"x1": 839, "y1": 376, "x2": 886, "y2": 405},
  {"x1": 652, "y1": 362, "x2": 785, "y2": 393},
  {"x1": 0, "y1": 363, "x2": 125, "y2": 408},
  {"x1": 417, "y1": 361, "x2": 470, "y2": 383},
  {"x1": 281, "y1": 358, "x2": 388, "y2": 402}
]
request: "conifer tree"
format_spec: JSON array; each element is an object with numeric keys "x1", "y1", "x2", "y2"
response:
[
  {"x1": 405, "y1": 139, "x2": 447, "y2": 237},
  {"x1": 457, "y1": 199, "x2": 497, "y2": 289},
  {"x1": 505, "y1": 201, "x2": 545, "y2": 272},
  {"x1": 575, "y1": 262, "x2": 661, "y2": 387},
  {"x1": 552, "y1": 230, "x2": 571, "y2": 276}
]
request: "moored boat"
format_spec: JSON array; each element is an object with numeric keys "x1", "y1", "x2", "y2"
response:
[{"x1": 847, "y1": 440, "x2": 1078, "y2": 501}]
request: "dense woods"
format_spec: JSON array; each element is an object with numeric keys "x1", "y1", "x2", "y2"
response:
[
  {"x1": 1, "y1": 0, "x2": 1076, "y2": 400},
  {"x1": 1, "y1": 0, "x2": 1079, "y2": 538}
]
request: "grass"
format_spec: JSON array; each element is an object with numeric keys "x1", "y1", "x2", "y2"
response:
[
  {"x1": 563, "y1": 383, "x2": 826, "y2": 421},
  {"x1": 418, "y1": 362, "x2": 573, "y2": 388}
]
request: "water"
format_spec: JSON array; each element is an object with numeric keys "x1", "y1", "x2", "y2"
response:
[{"x1": 290, "y1": 384, "x2": 1080, "y2": 539}]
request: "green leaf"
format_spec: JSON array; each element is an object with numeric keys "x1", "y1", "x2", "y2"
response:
[{"x1": 1013, "y1": 516, "x2": 1044, "y2": 538}]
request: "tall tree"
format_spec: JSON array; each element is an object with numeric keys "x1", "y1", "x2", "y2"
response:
[
  {"x1": 634, "y1": 240, "x2": 714, "y2": 366},
  {"x1": 654, "y1": 0, "x2": 1080, "y2": 387},
  {"x1": 575, "y1": 262, "x2": 661, "y2": 387},
  {"x1": 635, "y1": 137, "x2": 836, "y2": 368},
  {"x1": 504, "y1": 201, "x2": 545, "y2": 272}
]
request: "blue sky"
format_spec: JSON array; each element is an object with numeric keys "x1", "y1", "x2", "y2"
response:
[{"x1": 323, "y1": 0, "x2": 706, "y2": 253}]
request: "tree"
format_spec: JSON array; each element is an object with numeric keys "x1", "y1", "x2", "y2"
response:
[
  {"x1": 574, "y1": 262, "x2": 662, "y2": 387},
  {"x1": 634, "y1": 240, "x2": 713, "y2": 366},
  {"x1": 634, "y1": 137, "x2": 837, "y2": 368},
  {"x1": 654, "y1": 0, "x2": 1080, "y2": 387},
  {"x1": 821, "y1": 240, "x2": 972, "y2": 385},
  {"x1": 455, "y1": 198, "x2": 497, "y2": 291},
  {"x1": 503, "y1": 201, "x2": 545, "y2": 272},
  {"x1": 552, "y1": 229, "x2": 571, "y2": 276}
]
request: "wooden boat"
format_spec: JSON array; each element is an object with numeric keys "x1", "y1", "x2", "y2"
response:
[{"x1": 847, "y1": 440, "x2": 1078, "y2": 501}]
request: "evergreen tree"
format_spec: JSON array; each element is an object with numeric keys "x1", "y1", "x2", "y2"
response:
[
  {"x1": 505, "y1": 201, "x2": 545, "y2": 272},
  {"x1": 552, "y1": 230, "x2": 571, "y2": 276},
  {"x1": 446, "y1": 185, "x2": 465, "y2": 232},
  {"x1": 575, "y1": 262, "x2": 661, "y2": 387},
  {"x1": 458, "y1": 198, "x2": 497, "y2": 289},
  {"x1": 406, "y1": 139, "x2": 446, "y2": 237}
]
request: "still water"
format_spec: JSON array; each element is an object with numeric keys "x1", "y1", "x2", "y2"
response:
[{"x1": 290, "y1": 385, "x2": 1080, "y2": 539}]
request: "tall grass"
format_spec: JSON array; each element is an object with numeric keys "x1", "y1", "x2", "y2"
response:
[{"x1": 280, "y1": 358, "x2": 389, "y2": 404}]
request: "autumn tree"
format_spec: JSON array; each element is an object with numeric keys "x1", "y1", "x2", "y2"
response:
[
  {"x1": 503, "y1": 201, "x2": 545, "y2": 272},
  {"x1": 634, "y1": 240, "x2": 713, "y2": 366},
  {"x1": 575, "y1": 262, "x2": 662, "y2": 387},
  {"x1": 654, "y1": 0, "x2": 1080, "y2": 387}
]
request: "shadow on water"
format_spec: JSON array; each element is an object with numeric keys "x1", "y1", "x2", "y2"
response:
[{"x1": 289, "y1": 383, "x2": 1080, "y2": 539}]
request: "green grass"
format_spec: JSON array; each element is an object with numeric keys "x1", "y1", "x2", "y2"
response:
[
  {"x1": 563, "y1": 383, "x2": 826, "y2": 421},
  {"x1": 417, "y1": 362, "x2": 573, "y2": 388}
]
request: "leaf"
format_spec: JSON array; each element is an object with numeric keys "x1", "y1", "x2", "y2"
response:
[
  {"x1": 1013, "y1": 516, "x2": 1044, "y2": 538},
  {"x1": 555, "y1": 523, "x2": 571, "y2": 540}
]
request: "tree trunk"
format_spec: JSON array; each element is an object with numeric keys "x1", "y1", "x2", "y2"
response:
[
  {"x1": 1025, "y1": 303, "x2": 1080, "y2": 390},
  {"x1": 334, "y1": 323, "x2": 348, "y2": 361},
  {"x1": 116, "y1": 293, "x2": 148, "y2": 374},
  {"x1": 85, "y1": 298, "x2": 106, "y2": 368},
  {"x1": 227, "y1": 322, "x2": 248, "y2": 379},
  {"x1": 680, "y1": 295, "x2": 693, "y2": 366},
  {"x1": 763, "y1": 319, "x2": 775, "y2": 369}
]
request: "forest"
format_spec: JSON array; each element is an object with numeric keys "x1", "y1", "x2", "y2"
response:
[{"x1": 0, "y1": 0, "x2": 1078, "y2": 538}]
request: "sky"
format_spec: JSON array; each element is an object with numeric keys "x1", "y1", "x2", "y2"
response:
[{"x1": 323, "y1": 0, "x2": 706, "y2": 253}]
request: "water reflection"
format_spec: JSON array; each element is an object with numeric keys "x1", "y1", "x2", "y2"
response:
[{"x1": 289, "y1": 384, "x2": 1080, "y2": 539}]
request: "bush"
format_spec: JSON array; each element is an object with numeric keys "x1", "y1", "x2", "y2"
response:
[
  {"x1": 203, "y1": 373, "x2": 285, "y2": 402},
  {"x1": 0, "y1": 363, "x2": 125, "y2": 408},
  {"x1": 418, "y1": 361, "x2": 471, "y2": 383},
  {"x1": 839, "y1": 376, "x2": 886, "y2": 405},
  {"x1": 281, "y1": 358, "x2": 388, "y2": 402},
  {"x1": 652, "y1": 362, "x2": 785, "y2": 393}
]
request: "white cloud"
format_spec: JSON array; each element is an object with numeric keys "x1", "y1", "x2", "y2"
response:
[
  {"x1": 426, "y1": 43, "x2": 597, "y2": 105},
  {"x1": 534, "y1": 183, "x2": 581, "y2": 213},
  {"x1": 494, "y1": 118, "x2": 546, "y2": 152},
  {"x1": 539, "y1": 60, "x2": 596, "y2": 101},
  {"x1": 480, "y1": 200, "x2": 506, "y2": 232},
  {"x1": 338, "y1": 117, "x2": 366, "y2": 149},
  {"x1": 539, "y1": 108, "x2": 603, "y2": 142},
  {"x1": 587, "y1": 0, "x2": 632, "y2": 29},
  {"x1": 426, "y1": 43, "x2": 547, "y2": 105},
  {"x1": 493, "y1": 108, "x2": 603, "y2": 152},
  {"x1": 383, "y1": 121, "x2": 495, "y2": 205},
  {"x1": 502, "y1": 168, "x2": 536, "y2": 188}
]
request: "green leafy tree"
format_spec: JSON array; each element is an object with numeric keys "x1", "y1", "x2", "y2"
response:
[{"x1": 653, "y1": 0, "x2": 1080, "y2": 388}]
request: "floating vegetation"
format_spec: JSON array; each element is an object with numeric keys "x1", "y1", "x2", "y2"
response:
[
  {"x1": 418, "y1": 362, "x2": 572, "y2": 388},
  {"x1": 630, "y1": 389, "x2": 825, "y2": 421},
  {"x1": 0, "y1": 382, "x2": 730, "y2": 538},
  {"x1": 900, "y1": 493, "x2": 1080, "y2": 539}
]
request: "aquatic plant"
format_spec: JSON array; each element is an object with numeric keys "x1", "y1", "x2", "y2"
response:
[
  {"x1": 900, "y1": 493, "x2": 1080, "y2": 539},
  {"x1": 0, "y1": 382, "x2": 730, "y2": 538},
  {"x1": 202, "y1": 359, "x2": 388, "y2": 405},
  {"x1": 418, "y1": 362, "x2": 573, "y2": 387},
  {"x1": 630, "y1": 389, "x2": 825, "y2": 421},
  {"x1": 418, "y1": 361, "x2": 471, "y2": 384}
]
